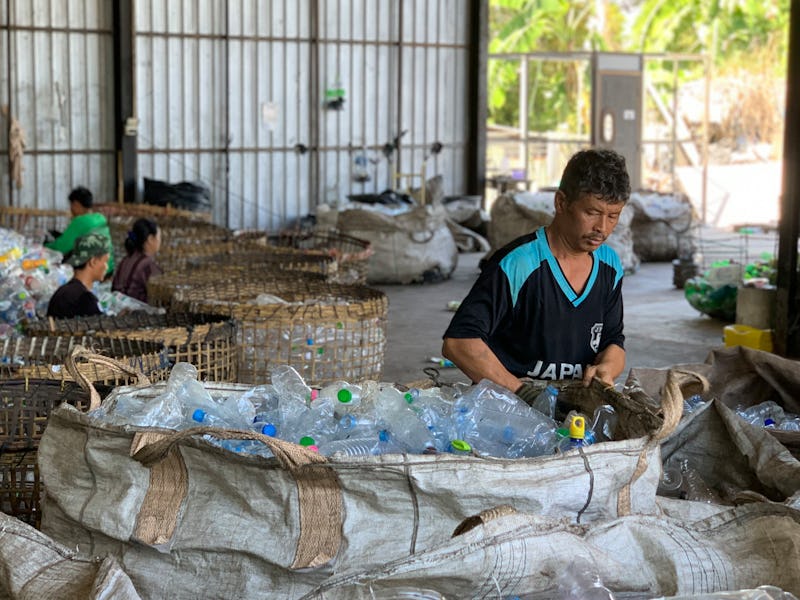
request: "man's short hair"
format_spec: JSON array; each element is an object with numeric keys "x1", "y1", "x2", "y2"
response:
[
  {"x1": 68, "y1": 186, "x2": 93, "y2": 208},
  {"x1": 558, "y1": 148, "x2": 631, "y2": 204}
]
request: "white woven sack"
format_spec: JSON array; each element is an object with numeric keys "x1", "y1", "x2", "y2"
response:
[
  {"x1": 0, "y1": 512, "x2": 141, "y2": 600},
  {"x1": 38, "y1": 349, "x2": 684, "y2": 599},
  {"x1": 301, "y1": 504, "x2": 800, "y2": 599},
  {"x1": 336, "y1": 204, "x2": 458, "y2": 284}
]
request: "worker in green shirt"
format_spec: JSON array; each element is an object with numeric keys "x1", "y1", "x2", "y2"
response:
[{"x1": 46, "y1": 186, "x2": 114, "y2": 277}]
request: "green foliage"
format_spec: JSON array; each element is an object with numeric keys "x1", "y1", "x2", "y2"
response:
[{"x1": 489, "y1": 0, "x2": 789, "y2": 129}]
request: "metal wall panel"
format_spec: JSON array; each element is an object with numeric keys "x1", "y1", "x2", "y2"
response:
[
  {"x1": 0, "y1": 0, "x2": 115, "y2": 209},
  {"x1": 0, "y1": 1, "x2": 471, "y2": 224}
]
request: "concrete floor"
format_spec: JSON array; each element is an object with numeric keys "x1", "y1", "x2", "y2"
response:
[{"x1": 375, "y1": 253, "x2": 728, "y2": 386}]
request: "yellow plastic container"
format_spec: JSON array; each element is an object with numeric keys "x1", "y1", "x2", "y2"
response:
[{"x1": 723, "y1": 324, "x2": 773, "y2": 352}]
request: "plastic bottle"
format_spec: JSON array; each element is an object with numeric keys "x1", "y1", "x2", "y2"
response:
[
  {"x1": 530, "y1": 384, "x2": 559, "y2": 418},
  {"x1": 556, "y1": 413, "x2": 590, "y2": 453},
  {"x1": 679, "y1": 458, "x2": 721, "y2": 504},
  {"x1": 778, "y1": 417, "x2": 800, "y2": 431},
  {"x1": 682, "y1": 394, "x2": 707, "y2": 415},
  {"x1": 336, "y1": 413, "x2": 377, "y2": 439},
  {"x1": 374, "y1": 385, "x2": 435, "y2": 453},
  {"x1": 657, "y1": 463, "x2": 683, "y2": 498},
  {"x1": 589, "y1": 405, "x2": 618, "y2": 443},
  {"x1": 318, "y1": 381, "x2": 362, "y2": 409},
  {"x1": 271, "y1": 364, "x2": 313, "y2": 405},
  {"x1": 318, "y1": 436, "x2": 380, "y2": 457},
  {"x1": 736, "y1": 401, "x2": 786, "y2": 427},
  {"x1": 554, "y1": 559, "x2": 616, "y2": 600}
]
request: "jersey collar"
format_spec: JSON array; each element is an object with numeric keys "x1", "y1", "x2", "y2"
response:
[{"x1": 537, "y1": 226, "x2": 598, "y2": 307}]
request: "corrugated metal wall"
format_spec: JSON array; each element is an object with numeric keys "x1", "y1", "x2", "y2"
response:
[
  {"x1": 0, "y1": 0, "x2": 115, "y2": 210},
  {"x1": 1, "y1": 1, "x2": 472, "y2": 230},
  {"x1": 135, "y1": 0, "x2": 471, "y2": 230}
]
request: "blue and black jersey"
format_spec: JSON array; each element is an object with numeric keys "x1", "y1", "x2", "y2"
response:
[{"x1": 444, "y1": 226, "x2": 625, "y2": 380}]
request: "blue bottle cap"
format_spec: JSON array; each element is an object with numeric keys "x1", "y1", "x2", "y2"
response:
[
  {"x1": 546, "y1": 384, "x2": 559, "y2": 395},
  {"x1": 764, "y1": 418, "x2": 776, "y2": 427},
  {"x1": 192, "y1": 409, "x2": 206, "y2": 423},
  {"x1": 261, "y1": 423, "x2": 277, "y2": 436},
  {"x1": 379, "y1": 429, "x2": 390, "y2": 442}
]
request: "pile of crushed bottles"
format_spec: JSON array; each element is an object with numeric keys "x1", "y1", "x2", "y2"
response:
[
  {"x1": 90, "y1": 363, "x2": 620, "y2": 459},
  {"x1": 0, "y1": 227, "x2": 72, "y2": 337}
]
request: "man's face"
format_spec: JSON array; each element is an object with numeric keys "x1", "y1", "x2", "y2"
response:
[
  {"x1": 555, "y1": 191, "x2": 623, "y2": 252},
  {"x1": 88, "y1": 253, "x2": 110, "y2": 281},
  {"x1": 69, "y1": 200, "x2": 83, "y2": 217}
]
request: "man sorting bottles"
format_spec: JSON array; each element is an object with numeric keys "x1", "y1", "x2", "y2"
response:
[{"x1": 442, "y1": 148, "x2": 630, "y2": 405}]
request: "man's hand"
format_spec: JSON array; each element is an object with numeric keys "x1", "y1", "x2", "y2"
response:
[
  {"x1": 582, "y1": 344, "x2": 626, "y2": 387},
  {"x1": 582, "y1": 364, "x2": 615, "y2": 387},
  {"x1": 515, "y1": 381, "x2": 540, "y2": 406}
]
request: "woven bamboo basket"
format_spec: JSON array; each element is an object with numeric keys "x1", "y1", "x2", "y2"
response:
[
  {"x1": 108, "y1": 216, "x2": 232, "y2": 264},
  {"x1": 0, "y1": 206, "x2": 70, "y2": 241},
  {"x1": 0, "y1": 336, "x2": 170, "y2": 385},
  {"x1": 170, "y1": 279, "x2": 388, "y2": 386},
  {"x1": 146, "y1": 267, "x2": 327, "y2": 309},
  {"x1": 23, "y1": 312, "x2": 236, "y2": 382},
  {"x1": 0, "y1": 371, "x2": 118, "y2": 527},
  {"x1": 263, "y1": 229, "x2": 373, "y2": 285},
  {"x1": 95, "y1": 202, "x2": 212, "y2": 222}
]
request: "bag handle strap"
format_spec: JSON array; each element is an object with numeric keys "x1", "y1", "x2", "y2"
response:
[
  {"x1": 65, "y1": 345, "x2": 151, "y2": 410},
  {"x1": 129, "y1": 426, "x2": 342, "y2": 569},
  {"x1": 617, "y1": 368, "x2": 696, "y2": 516}
]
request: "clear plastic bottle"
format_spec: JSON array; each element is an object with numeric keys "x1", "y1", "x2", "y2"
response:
[
  {"x1": 530, "y1": 384, "x2": 559, "y2": 418},
  {"x1": 271, "y1": 364, "x2": 313, "y2": 405},
  {"x1": 589, "y1": 405, "x2": 618, "y2": 443},
  {"x1": 318, "y1": 436, "x2": 380, "y2": 457},
  {"x1": 556, "y1": 413, "x2": 590, "y2": 453},
  {"x1": 336, "y1": 413, "x2": 377, "y2": 439},
  {"x1": 657, "y1": 463, "x2": 683, "y2": 498},
  {"x1": 679, "y1": 458, "x2": 721, "y2": 503},
  {"x1": 318, "y1": 381, "x2": 362, "y2": 409},
  {"x1": 736, "y1": 401, "x2": 786, "y2": 427},
  {"x1": 778, "y1": 417, "x2": 800, "y2": 431},
  {"x1": 374, "y1": 385, "x2": 435, "y2": 453}
]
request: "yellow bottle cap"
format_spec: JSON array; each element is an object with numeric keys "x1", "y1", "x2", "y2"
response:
[{"x1": 569, "y1": 415, "x2": 586, "y2": 439}]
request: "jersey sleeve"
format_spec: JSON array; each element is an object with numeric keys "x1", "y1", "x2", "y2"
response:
[
  {"x1": 443, "y1": 264, "x2": 511, "y2": 340},
  {"x1": 600, "y1": 276, "x2": 624, "y2": 351}
]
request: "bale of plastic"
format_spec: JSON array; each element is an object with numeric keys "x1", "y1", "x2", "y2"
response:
[{"x1": 38, "y1": 357, "x2": 684, "y2": 599}]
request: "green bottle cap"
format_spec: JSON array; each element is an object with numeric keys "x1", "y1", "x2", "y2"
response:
[
  {"x1": 556, "y1": 427, "x2": 569, "y2": 439},
  {"x1": 337, "y1": 388, "x2": 353, "y2": 403},
  {"x1": 404, "y1": 392, "x2": 414, "y2": 404},
  {"x1": 299, "y1": 436, "x2": 316, "y2": 447},
  {"x1": 450, "y1": 439, "x2": 471, "y2": 452}
]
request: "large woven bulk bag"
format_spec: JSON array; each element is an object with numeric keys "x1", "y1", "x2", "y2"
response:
[
  {"x1": 38, "y1": 364, "x2": 683, "y2": 599},
  {"x1": 0, "y1": 513, "x2": 141, "y2": 600},
  {"x1": 300, "y1": 504, "x2": 800, "y2": 599},
  {"x1": 335, "y1": 204, "x2": 458, "y2": 284}
]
